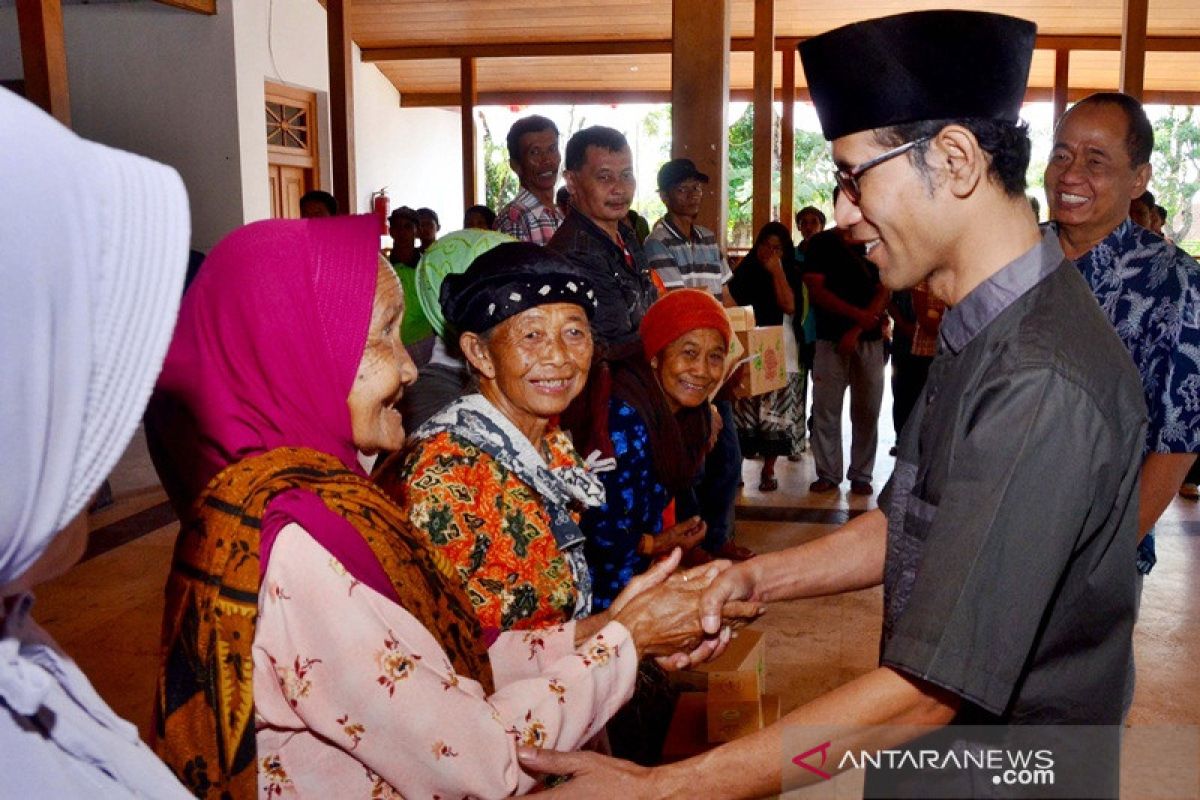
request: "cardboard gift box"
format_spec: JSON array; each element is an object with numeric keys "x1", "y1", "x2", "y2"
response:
[
  {"x1": 734, "y1": 326, "x2": 788, "y2": 397},
  {"x1": 668, "y1": 628, "x2": 765, "y2": 693},
  {"x1": 661, "y1": 693, "x2": 782, "y2": 762}
]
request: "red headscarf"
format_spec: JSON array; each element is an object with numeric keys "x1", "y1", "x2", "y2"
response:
[{"x1": 639, "y1": 288, "x2": 732, "y2": 361}]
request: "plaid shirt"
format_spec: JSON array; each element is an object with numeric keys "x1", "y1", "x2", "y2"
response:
[
  {"x1": 644, "y1": 217, "x2": 730, "y2": 298},
  {"x1": 495, "y1": 187, "x2": 564, "y2": 245}
]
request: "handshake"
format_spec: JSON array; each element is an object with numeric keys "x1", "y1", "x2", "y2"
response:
[{"x1": 598, "y1": 548, "x2": 766, "y2": 669}]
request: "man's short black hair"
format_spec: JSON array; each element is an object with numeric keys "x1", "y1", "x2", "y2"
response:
[
  {"x1": 417, "y1": 207, "x2": 439, "y2": 226},
  {"x1": 1069, "y1": 93, "x2": 1154, "y2": 166},
  {"x1": 874, "y1": 118, "x2": 1031, "y2": 198},
  {"x1": 796, "y1": 205, "x2": 826, "y2": 227},
  {"x1": 299, "y1": 190, "x2": 338, "y2": 215},
  {"x1": 464, "y1": 204, "x2": 496, "y2": 228},
  {"x1": 506, "y1": 115, "x2": 559, "y2": 162},
  {"x1": 564, "y1": 126, "x2": 629, "y2": 172}
]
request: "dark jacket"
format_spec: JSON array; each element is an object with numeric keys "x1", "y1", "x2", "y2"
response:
[{"x1": 547, "y1": 209, "x2": 658, "y2": 347}]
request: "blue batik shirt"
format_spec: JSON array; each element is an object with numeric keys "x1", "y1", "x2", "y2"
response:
[
  {"x1": 1060, "y1": 219, "x2": 1200, "y2": 574},
  {"x1": 581, "y1": 400, "x2": 670, "y2": 612}
]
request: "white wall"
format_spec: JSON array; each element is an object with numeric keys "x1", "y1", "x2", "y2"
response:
[
  {"x1": 0, "y1": 0, "x2": 465, "y2": 242},
  {"x1": 0, "y1": 1, "x2": 242, "y2": 251},
  {"x1": 353, "y1": 54, "x2": 464, "y2": 231},
  {"x1": 230, "y1": 0, "x2": 330, "y2": 223}
]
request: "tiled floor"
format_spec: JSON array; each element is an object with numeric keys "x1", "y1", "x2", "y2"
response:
[{"x1": 34, "y1": 415, "x2": 1200, "y2": 792}]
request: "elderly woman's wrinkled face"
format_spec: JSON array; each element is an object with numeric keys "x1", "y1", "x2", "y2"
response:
[
  {"x1": 347, "y1": 260, "x2": 418, "y2": 454},
  {"x1": 462, "y1": 302, "x2": 593, "y2": 438},
  {"x1": 652, "y1": 328, "x2": 728, "y2": 412}
]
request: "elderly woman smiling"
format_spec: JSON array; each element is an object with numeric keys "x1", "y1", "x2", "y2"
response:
[
  {"x1": 149, "y1": 221, "x2": 735, "y2": 799},
  {"x1": 565, "y1": 289, "x2": 735, "y2": 611},
  {"x1": 376, "y1": 244, "x2": 731, "y2": 649}
]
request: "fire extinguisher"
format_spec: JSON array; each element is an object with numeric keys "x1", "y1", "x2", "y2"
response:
[{"x1": 370, "y1": 188, "x2": 390, "y2": 235}]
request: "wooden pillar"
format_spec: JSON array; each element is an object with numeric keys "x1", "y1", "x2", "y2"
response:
[
  {"x1": 671, "y1": 0, "x2": 731, "y2": 241},
  {"x1": 1119, "y1": 0, "x2": 1148, "y2": 100},
  {"x1": 461, "y1": 57, "x2": 478, "y2": 209},
  {"x1": 16, "y1": 0, "x2": 70, "y2": 125},
  {"x1": 751, "y1": 0, "x2": 774, "y2": 236},
  {"x1": 780, "y1": 47, "x2": 795, "y2": 237},
  {"x1": 327, "y1": 0, "x2": 356, "y2": 213},
  {"x1": 1052, "y1": 49, "x2": 1071, "y2": 124}
]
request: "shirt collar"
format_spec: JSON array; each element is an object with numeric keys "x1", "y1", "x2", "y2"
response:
[
  {"x1": 658, "y1": 216, "x2": 701, "y2": 243},
  {"x1": 940, "y1": 226, "x2": 1064, "y2": 355},
  {"x1": 1048, "y1": 218, "x2": 1133, "y2": 269}
]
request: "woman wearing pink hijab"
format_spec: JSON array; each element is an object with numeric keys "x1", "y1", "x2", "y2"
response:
[{"x1": 148, "y1": 215, "x2": 728, "y2": 798}]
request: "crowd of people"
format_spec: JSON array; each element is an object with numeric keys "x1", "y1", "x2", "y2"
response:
[{"x1": 3, "y1": 7, "x2": 1199, "y2": 799}]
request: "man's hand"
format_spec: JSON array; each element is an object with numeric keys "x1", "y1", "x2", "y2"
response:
[
  {"x1": 613, "y1": 553, "x2": 764, "y2": 657},
  {"x1": 519, "y1": 747, "x2": 664, "y2": 798},
  {"x1": 698, "y1": 559, "x2": 761, "y2": 635}
]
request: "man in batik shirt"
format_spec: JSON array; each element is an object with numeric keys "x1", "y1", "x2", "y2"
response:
[
  {"x1": 495, "y1": 115, "x2": 565, "y2": 245},
  {"x1": 1046, "y1": 92, "x2": 1200, "y2": 577}
]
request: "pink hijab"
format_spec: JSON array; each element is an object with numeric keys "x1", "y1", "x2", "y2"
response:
[{"x1": 147, "y1": 214, "x2": 400, "y2": 597}]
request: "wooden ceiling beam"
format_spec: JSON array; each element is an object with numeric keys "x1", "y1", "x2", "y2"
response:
[
  {"x1": 400, "y1": 86, "x2": 1200, "y2": 109},
  {"x1": 365, "y1": 34, "x2": 1200, "y2": 62}
]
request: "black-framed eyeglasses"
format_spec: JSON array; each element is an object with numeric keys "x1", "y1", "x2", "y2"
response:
[{"x1": 834, "y1": 136, "x2": 931, "y2": 203}]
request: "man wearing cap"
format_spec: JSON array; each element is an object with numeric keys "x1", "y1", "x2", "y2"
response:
[
  {"x1": 1045, "y1": 93, "x2": 1200, "y2": 585},
  {"x1": 495, "y1": 114, "x2": 565, "y2": 245},
  {"x1": 644, "y1": 158, "x2": 751, "y2": 563},
  {"x1": 521, "y1": 11, "x2": 1145, "y2": 797},
  {"x1": 548, "y1": 126, "x2": 657, "y2": 347},
  {"x1": 644, "y1": 159, "x2": 734, "y2": 304}
]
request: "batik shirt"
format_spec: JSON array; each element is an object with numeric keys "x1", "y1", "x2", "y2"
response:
[
  {"x1": 383, "y1": 395, "x2": 599, "y2": 634},
  {"x1": 1060, "y1": 219, "x2": 1200, "y2": 573},
  {"x1": 495, "y1": 187, "x2": 564, "y2": 246},
  {"x1": 581, "y1": 400, "x2": 671, "y2": 612}
]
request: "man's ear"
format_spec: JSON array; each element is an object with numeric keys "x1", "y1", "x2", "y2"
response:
[
  {"x1": 460, "y1": 331, "x2": 497, "y2": 380},
  {"x1": 932, "y1": 125, "x2": 984, "y2": 199},
  {"x1": 1131, "y1": 162, "x2": 1152, "y2": 199}
]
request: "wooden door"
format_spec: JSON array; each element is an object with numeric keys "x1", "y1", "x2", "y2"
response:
[
  {"x1": 268, "y1": 164, "x2": 307, "y2": 219},
  {"x1": 265, "y1": 82, "x2": 320, "y2": 218}
]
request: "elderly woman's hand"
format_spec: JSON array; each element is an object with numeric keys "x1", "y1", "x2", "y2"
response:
[
  {"x1": 612, "y1": 553, "x2": 765, "y2": 658},
  {"x1": 642, "y1": 517, "x2": 706, "y2": 558}
]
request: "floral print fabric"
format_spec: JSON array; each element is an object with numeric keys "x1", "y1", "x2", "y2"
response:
[
  {"x1": 381, "y1": 395, "x2": 606, "y2": 631},
  {"x1": 253, "y1": 523, "x2": 636, "y2": 798}
]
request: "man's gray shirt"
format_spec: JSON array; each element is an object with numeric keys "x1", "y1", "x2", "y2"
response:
[{"x1": 871, "y1": 230, "x2": 1146, "y2": 797}]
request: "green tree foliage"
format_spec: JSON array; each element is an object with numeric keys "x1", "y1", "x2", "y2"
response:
[
  {"x1": 481, "y1": 115, "x2": 519, "y2": 212},
  {"x1": 726, "y1": 105, "x2": 835, "y2": 246},
  {"x1": 1151, "y1": 106, "x2": 1200, "y2": 249}
]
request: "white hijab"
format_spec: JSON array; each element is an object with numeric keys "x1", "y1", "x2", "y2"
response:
[{"x1": 0, "y1": 89, "x2": 192, "y2": 797}]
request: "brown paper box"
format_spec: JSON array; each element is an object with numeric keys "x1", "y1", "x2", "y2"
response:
[
  {"x1": 734, "y1": 326, "x2": 788, "y2": 397},
  {"x1": 662, "y1": 693, "x2": 781, "y2": 762},
  {"x1": 668, "y1": 628, "x2": 765, "y2": 693}
]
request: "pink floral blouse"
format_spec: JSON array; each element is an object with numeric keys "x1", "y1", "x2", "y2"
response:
[{"x1": 252, "y1": 524, "x2": 637, "y2": 798}]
